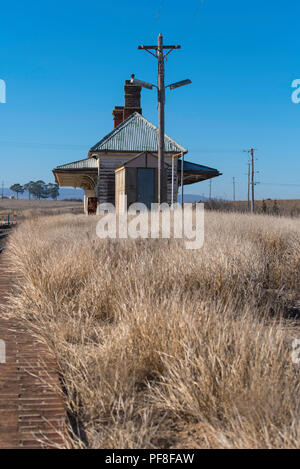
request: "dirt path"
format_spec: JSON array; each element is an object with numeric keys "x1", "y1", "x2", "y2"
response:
[{"x1": 0, "y1": 253, "x2": 67, "y2": 448}]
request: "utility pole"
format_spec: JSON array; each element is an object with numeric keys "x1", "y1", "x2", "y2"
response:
[
  {"x1": 157, "y1": 33, "x2": 165, "y2": 205},
  {"x1": 209, "y1": 179, "x2": 212, "y2": 200},
  {"x1": 181, "y1": 151, "x2": 184, "y2": 208},
  {"x1": 247, "y1": 162, "x2": 250, "y2": 210},
  {"x1": 171, "y1": 155, "x2": 174, "y2": 208},
  {"x1": 244, "y1": 148, "x2": 257, "y2": 213},
  {"x1": 232, "y1": 177, "x2": 236, "y2": 202},
  {"x1": 135, "y1": 35, "x2": 191, "y2": 204},
  {"x1": 1, "y1": 181, "x2": 4, "y2": 199}
]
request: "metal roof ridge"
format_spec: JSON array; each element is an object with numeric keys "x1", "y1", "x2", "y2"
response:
[
  {"x1": 55, "y1": 157, "x2": 93, "y2": 169},
  {"x1": 90, "y1": 112, "x2": 141, "y2": 151},
  {"x1": 137, "y1": 113, "x2": 187, "y2": 153},
  {"x1": 90, "y1": 111, "x2": 188, "y2": 153}
]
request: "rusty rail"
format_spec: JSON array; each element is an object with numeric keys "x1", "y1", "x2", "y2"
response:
[{"x1": 0, "y1": 215, "x2": 15, "y2": 253}]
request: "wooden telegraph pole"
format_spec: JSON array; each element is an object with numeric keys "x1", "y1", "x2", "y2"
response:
[
  {"x1": 244, "y1": 148, "x2": 257, "y2": 213},
  {"x1": 136, "y1": 35, "x2": 190, "y2": 204},
  {"x1": 157, "y1": 33, "x2": 165, "y2": 205},
  {"x1": 247, "y1": 161, "x2": 250, "y2": 210}
]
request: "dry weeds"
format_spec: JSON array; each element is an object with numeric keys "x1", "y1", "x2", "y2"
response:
[
  {"x1": 205, "y1": 199, "x2": 300, "y2": 217},
  {"x1": 0, "y1": 199, "x2": 83, "y2": 223},
  {"x1": 4, "y1": 210, "x2": 300, "y2": 448}
]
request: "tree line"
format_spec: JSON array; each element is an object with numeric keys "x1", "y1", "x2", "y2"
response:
[{"x1": 10, "y1": 181, "x2": 60, "y2": 200}]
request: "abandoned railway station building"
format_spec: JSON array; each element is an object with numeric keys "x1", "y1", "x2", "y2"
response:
[{"x1": 53, "y1": 80, "x2": 221, "y2": 214}]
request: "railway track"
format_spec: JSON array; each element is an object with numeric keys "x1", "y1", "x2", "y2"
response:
[
  {"x1": 0, "y1": 243, "x2": 67, "y2": 448},
  {"x1": 0, "y1": 220, "x2": 14, "y2": 254}
]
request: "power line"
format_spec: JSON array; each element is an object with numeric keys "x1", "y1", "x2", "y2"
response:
[
  {"x1": 0, "y1": 140, "x2": 246, "y2": 153},
  {"x1": 188, "y1": 148, "x2": 244, "y2": 153},
  {"x1": 259, "y1": 182, "x2": 300, "y2": 187},
  {"x1": 151, "y1": 0, "x2": 166, "y2": 28},
  {"x1": 182, "y1": 1, "x2": 205, "y2": 37},
  {"x1": 0, "y1": 141, "x2": 245, "y2": 158},
  {"x1": 0, "y1": 141, "x2": 88, "y2": 150}
]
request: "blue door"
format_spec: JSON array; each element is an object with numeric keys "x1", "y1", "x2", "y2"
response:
[{"x1": 137, "y1": 168, "x2": 155, "y2": 209}]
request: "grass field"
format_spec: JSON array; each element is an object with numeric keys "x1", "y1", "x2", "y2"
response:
[
  {"x1": 205, "y1": 199, "x2": 300, "y2": 217},
  {"x1": 0, "y1": 199, "x2": 83, "y2": 224},
  {"x1": 3, "y1": 209, "x2": 300, "y2": 448}
]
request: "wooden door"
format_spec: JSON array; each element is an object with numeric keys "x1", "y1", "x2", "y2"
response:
[
  {"x1": 87, "y1": 197, "x2": 98, "y2": 215},
  {"x1": 137, "y1": 168, "x2": 155, "y2": 209}
]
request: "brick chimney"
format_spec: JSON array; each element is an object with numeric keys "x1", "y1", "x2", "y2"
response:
[
  {"x1": 112, "y1": 77, "x2": 142, "y2": 128},
  {"x1": 112, "y1": 106, "x2": 124, "y2": 128}
]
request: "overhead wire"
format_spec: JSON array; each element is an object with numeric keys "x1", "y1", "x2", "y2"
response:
[
  {"x1": 149, "y1": 0, "x2": 166, "y2": 32},
  {"x1": 180, "y1": 0, "x2": 205, "y2": 41}
]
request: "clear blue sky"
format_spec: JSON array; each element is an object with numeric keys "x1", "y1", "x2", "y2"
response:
[{"x1": 0, "y1": 0, "x2": 300, "y2": 200}]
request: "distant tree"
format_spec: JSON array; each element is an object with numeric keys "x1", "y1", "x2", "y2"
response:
[
  {"x1": 47, "y1": 183, "x2": 59, "y2": 200},
  {"x1": 30, "y1": 180, "x2": 47, "y2": 200},
  {"x1": 262, "y1": 200, "x2": 267, "y2": 213},
  {"x1": 23, "y1": 181, "x2": 35, "y2": 200},
  {"x1": 273, "y1": 200, "x2": 279, "y2": 215},
  {"x1": 10, "y1": 183, "x2": 24, "y2": 199},
  {"x1": 40, "y1": 182, "x2": 50, "y2": 199},
  {"x1": 23, "y1": 180, "x2": 60, "y2": 200}
]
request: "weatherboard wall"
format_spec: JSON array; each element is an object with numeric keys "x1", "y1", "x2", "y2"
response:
[{"x1": 97, "y1": 153, "x2": 178, "y2": 207}]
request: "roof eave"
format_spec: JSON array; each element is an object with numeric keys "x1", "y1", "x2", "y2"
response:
[{"x1": 89, "y1": 149, "x2": 186, "y2": 155}]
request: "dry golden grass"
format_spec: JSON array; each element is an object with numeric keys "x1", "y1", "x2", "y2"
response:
[
  {"x1": 205, "y1": 199, "x2": 300, "y2": 217},
  {"x1": 0, "y1": 199, "x2": 83, "y2": 223},
  {"x1": 4, "y1": 210, "x2": 300, "y2": 448}
]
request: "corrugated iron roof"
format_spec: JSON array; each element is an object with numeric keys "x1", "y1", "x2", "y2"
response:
[
  {"x1": 181, "y1": 160, "x2": 220, "y2": 174},
  {"x1": 90, "y1": 112, "x2": 187, "y2": 154},
  {"x1": 55, "y1": 157, "x2": 98, "y2": 170}
]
